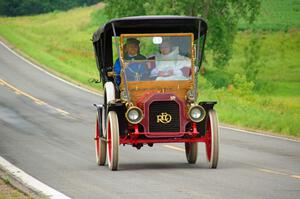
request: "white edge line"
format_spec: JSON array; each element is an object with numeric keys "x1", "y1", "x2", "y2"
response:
[
  {"x1": 0, "y1": 157, "x2": 71, "y2": 199},
  {"x1": 220, "y1": 125, "x2": 300, "y2": 143},
  {"x1": 0, "y1": 41, "x2": 102, "y2": 97}
]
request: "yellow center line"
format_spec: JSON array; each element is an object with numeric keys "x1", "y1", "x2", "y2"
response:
[
  {"x1": 0, "y1": 78, "x2": 73, "y2": 118},
  {"x1": 1, "y1": 79, "x2": 43, "y2": 103},
  {"x1": 55, "y1": 108, "x2": 70, "y2": 116},
  {"x1": 259, "y1": 168, "x2": 288, "y2": 176},
  {"x1": 258, "y1": 168, "x2": 300, "y2": 181},
  {"x1": 163, "y1": 144, "x2": 185, "y2": 152},
  {"x1": 291, "y1": 175, "x2": 300, "y2": 180}
]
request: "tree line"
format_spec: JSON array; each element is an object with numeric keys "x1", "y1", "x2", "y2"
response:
[{"x1": 0, "y1": 0, "x2": 100, "y2": 16}]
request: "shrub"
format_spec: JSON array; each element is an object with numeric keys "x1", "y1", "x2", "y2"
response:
[
  {"x1": 204, "y1": 69, "x2": 233, "y2": 89},
  {"x1": 232, "y1": 73, "x2": 254, "y2": 96},
  {"x1": 242, "y1": 33, "x2": 262, "y2": 82}
]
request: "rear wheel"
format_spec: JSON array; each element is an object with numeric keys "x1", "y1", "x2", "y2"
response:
[
  {"x1": 95, "y1": 115, "x2": 106, "y2": 165},
  {"x1": 185, "y1": 142, "x2": 198, "y2": 164},
  {"x1": 205, "y1": 109, "x2": 219, "y2": 169},
  {"x1": 107, "y1": 111, "x2": 119, "y2": 171}
]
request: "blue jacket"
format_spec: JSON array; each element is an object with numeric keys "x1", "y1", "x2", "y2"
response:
[
  {"x1": 114, "y1": 58, "x2": 122, "y2": 85},
  {"x1": 114, "y1": 55, "x2": 148, "y2": 85}
]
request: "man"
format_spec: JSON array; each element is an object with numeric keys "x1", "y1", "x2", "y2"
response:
[
  {"x1": 114, "y1": 38, "x2": 147, "y2": 85},
  {"x1": 124, "y1": 38, "x2": 146, "y2": 60}
]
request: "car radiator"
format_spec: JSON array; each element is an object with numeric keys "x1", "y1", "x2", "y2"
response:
[{"x1": 149, "y1": 101, "x2": 180, "y2": 132}]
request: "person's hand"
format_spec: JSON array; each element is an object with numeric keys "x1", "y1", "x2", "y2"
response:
[
  {"x1": 158, "y1": 70, "x2": 174, "y2": 77},
  {"x1": 180, "y1": 67, "x2": 191, "y2": 77}
]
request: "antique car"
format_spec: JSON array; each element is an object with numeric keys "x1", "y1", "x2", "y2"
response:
[{"x1": 92, "y1": 16, "x2": 219, "y2": 171}]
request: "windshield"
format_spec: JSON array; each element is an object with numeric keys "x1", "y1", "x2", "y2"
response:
[{"x1": 120, "y1": 35, "x2": 193, "y2": 82}]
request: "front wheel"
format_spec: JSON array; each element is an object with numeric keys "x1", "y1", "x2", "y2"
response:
[
  {"x1": 185, "y1": 142, "x2": 198, "y2": 164},
  {"x1": 205, "y1": 109, "x2": 219, "y2": 169},
  {"x1": 106, "y1": 111, "x2": 119, "y2": 171}
]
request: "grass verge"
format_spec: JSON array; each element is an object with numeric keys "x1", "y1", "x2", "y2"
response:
[{"x1": 0, "y1": 178, "x2": 30, "y2": 199}]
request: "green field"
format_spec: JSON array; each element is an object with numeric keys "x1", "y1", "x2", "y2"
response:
[
  {"x1": 202, "y1": 29, "x2": 300, "y2": 137},
  {"x1": 0, "y1": 5, "x2": 105, "y2": 90},
  {"x1": 239, "y1": 0, "x2": 300, "y2": 30},
  {"x1": 0, "y1": 2, "x2": 299, "y2": 137}
]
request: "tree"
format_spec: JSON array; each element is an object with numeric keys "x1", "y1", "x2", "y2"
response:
[
  {"x1": 104, "y1": 0, "x2": 260, "y2": 69},
  {"x1": 0, "y1": 0, "x2": 100, "y2": 16},
  {"x1": 104, "y1": 0, "x2": 146, "y2": 19},
  {"x1": 242, "y1": 33, "x2": 262, "y2": 83}
]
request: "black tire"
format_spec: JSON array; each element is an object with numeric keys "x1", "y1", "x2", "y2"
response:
[
  {"x1": 95, "y1": 115, "x2": 106, "y2": 165},
  {"x1": 185, "y1": 142, "x2": 198, "y2": 164}
]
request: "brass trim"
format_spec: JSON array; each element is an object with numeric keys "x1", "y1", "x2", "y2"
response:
[
  {"x1": 121, "y1": 33, "x2": 194, "y2": 37},
  {"x1": 157, "y1": 112, "x2": 172, "y2": 124},
  {"x1": 186, "y1": 89, "x2": 195, "y2": 102},
  {"x1": 119, "y1": 33, "x2": 195, "y2": 82}
]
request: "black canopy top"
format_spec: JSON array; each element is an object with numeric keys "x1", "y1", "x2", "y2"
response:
[
  {"x1": 92, "y1": 16, "x2": 207, "y2": 82},
  {"x1": 93, "y1": 15, "x2": 207, "y2": 42}
]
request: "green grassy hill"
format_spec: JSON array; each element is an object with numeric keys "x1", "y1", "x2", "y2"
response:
[
  {"x1": 0, "y1": 2, "x2": 299, "y2": 137},
  {"x1": 239, "y1": 0, "x2": 300, "y2": 30},
  {"x1": 0, "y1": 5, "x2": 106, "y2": 89},
  {"x1": 201, "y1": 29, "x2": 300, "y2": 136}
]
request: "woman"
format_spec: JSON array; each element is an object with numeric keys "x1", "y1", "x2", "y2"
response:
[{"x1": 150, "y1": 41, "x2": 191, "y2": 80}]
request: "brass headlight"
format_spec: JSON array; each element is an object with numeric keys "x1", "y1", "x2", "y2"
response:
[
  {"x1": 188, "y1": 105, "x2": 206, "y2": 122},
  {"x1": 125, "y1": 106, "x2": 143, "y2": 124},
  {"x1": 186, "y1": 90, "x2": 195, "y2": 101}
]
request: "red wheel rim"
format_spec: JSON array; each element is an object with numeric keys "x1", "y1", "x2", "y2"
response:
[
  {"x1": 205, "y1": 117, "x2": 212, "y2": 161},
  {"x1": 95, "y1": 118, "x2": 100, "y2": 159},
  {"x1": 107, "y1": 118, "x2": 112, "y2": 163}
]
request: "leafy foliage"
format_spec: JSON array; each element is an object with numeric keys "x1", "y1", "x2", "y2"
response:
[
  {"x1": 104, "y1": 0, "x2": 146, "y2": 18},
  {"x1": 104, "y1": 0, "x2": 260, "y2": 69},
  {"x1": 0, "y1": 0, "x2": 100, "y2": 16},
  {"x1": 232, "y1": 74, "x2": 255, "y2": 96},
  {"x1": 242, "y1": 33, "x2": 262, "y2": 83},
  {"x1": 204, "y1": 69, "x2": 232, "y2": 89}
]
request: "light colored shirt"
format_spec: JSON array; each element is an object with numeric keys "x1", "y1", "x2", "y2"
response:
[{"x1": 150, "y1": 47, "x2": 191, "y2": 80}]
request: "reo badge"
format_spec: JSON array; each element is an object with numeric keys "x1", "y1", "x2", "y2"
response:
[{"x1": 157, "y1": 112, "x2": 172, "y2": 124}]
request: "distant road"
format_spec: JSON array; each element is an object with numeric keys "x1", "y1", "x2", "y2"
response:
[{"x1": 0, "y1": 42, "x2": 300, "y2": 199}]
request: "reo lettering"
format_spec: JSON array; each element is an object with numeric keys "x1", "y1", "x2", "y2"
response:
[{"x1": 157, "y1": 112, "x2": 172, "y2": 124}]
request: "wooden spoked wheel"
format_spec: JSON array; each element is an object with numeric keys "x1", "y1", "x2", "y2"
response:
[
  {"x1": 205, "y1": 109, "x2": 219, "y2": 169},
  {"x1": 95, "y1": 115, "x2": 106, "y2": 165},
  {"x1": 185, "y1": 142, "x2": 198, "y2": 164},
  {"x1": 106, "y1": 111, "x2": 119, "y2": 171}
]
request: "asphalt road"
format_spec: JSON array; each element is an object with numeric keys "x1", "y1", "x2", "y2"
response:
[{"x1": 0, "y1": 42, "x2": 300, "y2": 199}]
